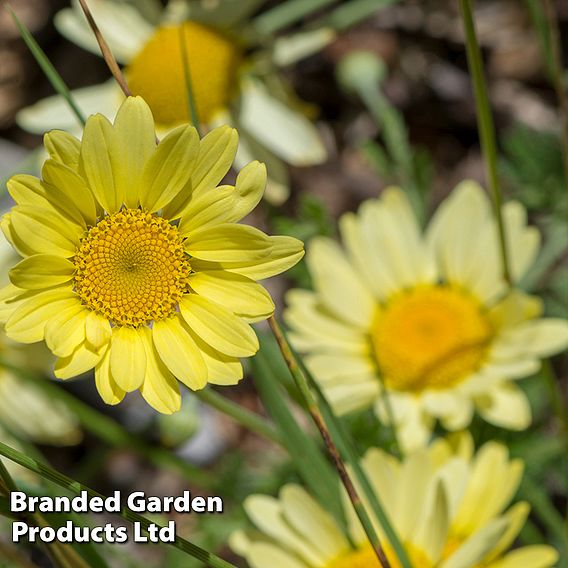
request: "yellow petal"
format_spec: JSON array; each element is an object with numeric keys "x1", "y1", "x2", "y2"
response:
[
  {"x1": 1, "y1": 214, "x2": 37, "y2": 257},
  {"x1": 111, "y1": 96, "x2": 157, "y2": 208},
  {"x1": 95, "y1": 347, "x2": 126, "y2": 405},
  {"x1": 185, "y1": 223, "x2": 272, "y2": 262},
  {"x1": 6, "y1": 288, "x2": 76, "y2": 343},
  {"x1": 9, "y1": 255, "x2": 75, "y2": 290},
  {"x1": 140, "y1": 124, "x2": 199, "y2": 213},
  {"x1": 44, "y1": 130, "x2": 81, "y2": 170},
  {"x1": 55, "y1": 341, "x2": 104, "y2": 379},
  {"x1": 80, "y1": 113, "x2": 122, "y2": 212},
  {"x1": 45, "y1": 303, "x2": 88, "y2": 357},
  {"x1": 228, "y1": 160, "x2": 266, "y2": 221},
  {"x1": 152, "y1": 315, "x2": 208, "y2": 390},
  {"x1": 180, "y1": 294, "x2": 259, "y2": 357},
  {"x1": 189, "y1": 270, "x2": 274, "y2": 318},
  {"x1": 191, "y1": 125, "x2": 238, "y2": 195},
  {"x1": 110, "y1": 326, "x2": 147, "y2": 392},
  {"x1": 42, "y1": 160, "x2": 98, "y2": 226},
  {"x1": 0, "y1": 283, "x2": 25, "y2": 323},
  {"x1": 85, "y1": 310, "x2": 112, "y2": 350},
  {"x1": 140, "y1": 327, "x2": 181, "y2": 414},
  {"x1": 10, "y1": 205, "x2": 81, "y2": 257}
]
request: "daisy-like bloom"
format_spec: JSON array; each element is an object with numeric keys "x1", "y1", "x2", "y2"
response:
[
  {"x1": 17, "y1": 0, "x2": 330, "y2": 202},
  {"x1": 0, "y1": 233, "x2": 81, "y2": 445},
  {"x1": 285, "y1": 183, "x2": 568, "y2": 450},
  {"x1": 0, "y1": 96, "x2": 303, "y2": 413},
  {"x1": 231, "y1": 434, "x2": 558, "y2": 568}
]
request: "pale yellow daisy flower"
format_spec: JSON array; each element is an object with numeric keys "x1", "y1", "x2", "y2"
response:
[
  {"x1": 0, "y1": 96, "x2": 303, "y2": 414},
  {"x1": 231, "y1": 435, "x2": 558, "y2": 568},
  {"x1": 17, "y1": 0, "x2": 329, "y2": 202},
  {"x1": 285, "y1": 183, "x2": 568, "y2": 450},
  {"x1": 0, "y1": 232, "x2": 80, "y2": 446}
]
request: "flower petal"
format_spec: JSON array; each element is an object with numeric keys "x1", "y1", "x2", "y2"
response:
[
  {"x1": 85, "y1": 311, "x2": 112, "y2": 350},
  {"x1": 95, "y1": 347, "x2": 125, "y2": 405},
  {"x1": 109, "y1": 326, "x2": 147, "y2": 392},
  {"x1": 152, "y1": 315, "x2": 208, "y2": 390},
  {"x1": 55, "y1": 341, "x2": 104, "y2": 379},
  {"x1": 9, "y1": 255, "x2": 75, "y2": 290},
  {"x1": 180, "y1": 294, "x2": 258, "y2": 357},
  {"x1": 44, "y1": 130, "x2": 81, "y2": 170},
  {"x1": 44, "y1": 304, "x2": 89, "y2": 357}
]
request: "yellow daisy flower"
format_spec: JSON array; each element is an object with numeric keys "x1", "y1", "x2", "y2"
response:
[
  {"x1": 285, "y1": 183, "x2": 568, "y2": 450},
  {"x1": 0, "y1": 96, "x2": 303, "y2": 413},
  {"x1": 231, "y1": 435, "x2": 558, "y2": 568}
]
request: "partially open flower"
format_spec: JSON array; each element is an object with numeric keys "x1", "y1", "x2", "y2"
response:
[
  {"x1": 1, "y1": 96, "x2": 303, "y2": 413},
  {"x1": 231, "y1": 435, "x2": 558, "y2": 568}
]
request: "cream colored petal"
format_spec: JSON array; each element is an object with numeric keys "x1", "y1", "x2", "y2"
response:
[
  {"x1": 238, "y1": 80, "x2": 326, "y2": 166},
  {"x1": 110, "y1": 326, "x2": 147, "y2": 392},
  {"x1": 41, "y1": 160, "x2": 98, "y2": 225},
  {"x1": 152, "y1": 315, "x2": 208, "y2": 390},
  {"x1": 244, "y1": 494, "x2": 326, "y2": 565},
  {"x1": 184, "y1": 329, "x2": 243, "y2": 386},
  {"x1": 475, "y1": 383, "x2": 532, "y2": 431},
  {"x1": 189, "y1": 270, "x2": 274, "y2": 319},
  {"x1": 440, "y1": 518, "x2": 508, "y2": 568},
  {"x1": 44, "y1": 303, "x2": 89, "y2": 357},
  {"x1": 184, "y1": 223, "x2": 272, "y2": 262},
  {"x1": 483, "y1": 502, "x2": 529, "y2": 562},
  {"x1": 423, "y1": 392, "x2": 474, "y2": 431},
  {"x1": 140, "y1": 124, "x2": 199, "y2": 213},
  {"x1": 10, "y1": 205, "x2": 81, "y2": 257},
  {"x1": 305, "y1": 353, "x2": 376, "y2": 385},
  {"x1": 55, "y1": 341, "x2": 104, "y2": 379},
  {"x1": 307, "y1": 237, "x2": 375, "y2": 329},
  {"x1": 54, "y1": 1, "x2": 152, "y2": 63},
  {"x1": 285, "y1": 289, "x2": 370, "y2": 355},
  {"x1": 6, "y1": 289, "x2": 77, "y2": 343},
  {"x1": 180, "y1": 294, "x2": 258, "y2": 357},
  {"x1": 246, "y1": 543, "x2": 308, "y2": 568},
  {"x1": 193, "y1": 235, "x2": 304, "y2": 280},
  {"x1": 44, "y1": 130, "x2": 81, "y2": 170},
  {"x1": 9, "y1": 255, "x2": 75, "y2": 290},
  {"x1": 95, "y1": 347, "x2": 125, "y2": 405},
  {"x1": 140, "y1": 327, "x2": 181, "y2": 414},
  {"x1": 110, "y1": 96, "x2": 157, "y2": 209},
  {"x1": 280, "y1": 485, "x2": 348, "y2": 561},
  {"x1": 488, "y1": 546, "x2": 558, "y2": 568},
  {"x1": 488, "y1": 291, "x2": 543, "y2": 330},
  {"x1": 80, "y1": 114, "x2": 122, "y2": 212},
  {"x1": 85, "y1": 311, "x2": 112, "y2": 350},
  {"x1": 498, "y1": 319, "x2": 568, "y2": 359},
  {"x1": 325, "y1": 380, "x2": 380, "y2": 415},
  {"x1": 17, "y1": 80, "x2": 121, "y2": 135}
]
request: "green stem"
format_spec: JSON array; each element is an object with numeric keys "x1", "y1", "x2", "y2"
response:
[
  {"x1": 541, "y1": 360, "x2": 568, "y2": 447},
  {"x1": 459, "y1": 0, "x2": 512, "y2": 286},
  {"x1": 0, "y1": 359, "x2": 211, "y2": 488},
  {"x1": 178, "y1": 24, "x2": 202, "y2": 134},
  {"x1": 0, "y1": 442, "x2": 237, "y2": 568},
  {"x1": 268, "y1": 317, "x2": 393, "y2": 568},
  {"x1": 195, "y1": 388, "x2": 283, "y2": 446},
  {"x1": 287, "y1": 340, "x2": 412, "y2": 568},
  {"x1": 7, "y1": 5, "x2": 85, "y2": 127}
]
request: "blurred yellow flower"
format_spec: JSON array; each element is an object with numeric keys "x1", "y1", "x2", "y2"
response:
[
  {"x1": 231, "y1": 435, "x2": 558, "y2": 568},
  {"x1": 0, "y1": 233, "x2": 80, "y2": 446},
  {"x1": 286, "y1": 183, "x2": 568, "y2": 450},
  {"x1": 0, "y1": 96, "x2": 303, "y2": 413}
]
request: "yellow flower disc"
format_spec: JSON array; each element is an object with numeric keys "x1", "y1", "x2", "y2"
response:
[
  {"x1": 126, "y1": 22, "x2": 241, "y2": 127},
  {"x1": 327, "y1": 543, "x2": 431, "y2": 568},
  {"x1": 74, "y1": 209, "x2": 190, "y2": 327},
  {"x1": 372, "y1": 286, "x2": 492, "y2": 392}
]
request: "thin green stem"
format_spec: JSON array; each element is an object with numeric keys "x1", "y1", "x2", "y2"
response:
[
  {"x1": 541, "y1": 360, "x2": 568, "y2": 447},
  {"x1": 459, "y1": 0, "x2": 512, "y2": 286},
  {"x1": 287, "y1": 338, "x2": 412, "y2": 568},
  {"x1": 0, "y1": 442, "x2": 237, "y2": 568},
  {"x1": 195, "y1": 388, "x2": 283, "y2": 446},
  {"x1": 6, "y1": 5, "x2": 85, "y2": 127},
  {"x1": 0, "y1": 359, "x2": 211, "y2": 487},
  {"x1": 178, "y1": 24, "x2": 202, "y2": 134},
  {"x1": 542, "y1": 0, "x2": 568, "y2": 188},
  {"x1": 268, "y1": 317, "x2": 393, "y2": 568}
]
